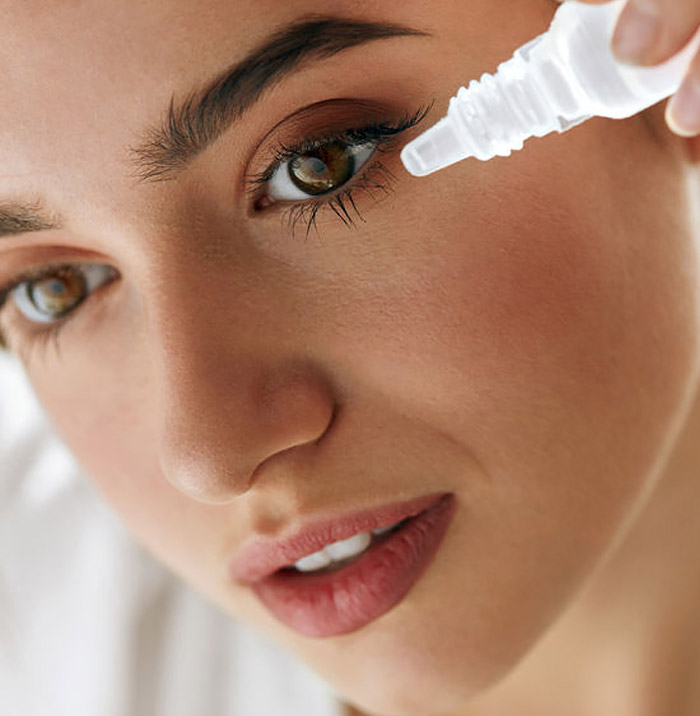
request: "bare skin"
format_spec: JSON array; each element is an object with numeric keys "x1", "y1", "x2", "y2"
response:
[{"x1": 1, "y1": 1, "x2": 700, "y2": 715}]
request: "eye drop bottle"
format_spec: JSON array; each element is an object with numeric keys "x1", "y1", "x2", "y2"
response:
[{"x1": 401, "y1": 0, "x2": 700, "y2": 177}]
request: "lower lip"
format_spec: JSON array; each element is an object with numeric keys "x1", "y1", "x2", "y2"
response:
[{"x1": 252, "y1": 493, "x2": 456, "y2": 638}]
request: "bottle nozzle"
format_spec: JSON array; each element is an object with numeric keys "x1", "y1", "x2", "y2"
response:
[{"x1": 400, "y1": 117, "x2": 468, "y2": 177}]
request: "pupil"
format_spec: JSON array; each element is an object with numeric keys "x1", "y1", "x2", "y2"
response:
[
  {"x1": 288, "y1": 142, "x2": 355, "y2": 195},
  {"x1": 306, "y1": 157, "x2": 327, "y2": 175},
  {"x1": 48, "y1": 280, "x2": 66, "y2": 296},
  {"x1": 30, "y1": 269, "x2": 86, "y2": 317}
]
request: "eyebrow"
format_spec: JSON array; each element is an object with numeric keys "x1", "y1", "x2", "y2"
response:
[
  {"x1": 129, "y1": 16, "x2": 428, "y2": 182},
  {"x1": 0, "y1": 202, "x2": 61, "y2": 238}
]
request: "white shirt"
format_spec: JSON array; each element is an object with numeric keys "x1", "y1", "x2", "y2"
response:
[{"x1": 0, "y1": 353, "x2": 342, "y2": 716}]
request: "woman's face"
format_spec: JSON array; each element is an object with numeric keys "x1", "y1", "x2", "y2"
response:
[{"x1": 2, "y1": 0, "x2": 699, "y2": 713}]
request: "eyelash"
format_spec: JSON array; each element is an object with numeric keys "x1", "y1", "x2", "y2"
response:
[
  {"x1": 245, "y1": 103, "x2": 432, "y2": 237},
  {"x1": 0, "y1": 103, "x2": 432, "y2": 357},
  {"x1": 0, "y1": 262, "x2": 117, "y2": 361}
]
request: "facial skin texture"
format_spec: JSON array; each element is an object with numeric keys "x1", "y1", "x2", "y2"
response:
[{"x1": 2, "y1": 1, "x2": 700, "y2": 715}]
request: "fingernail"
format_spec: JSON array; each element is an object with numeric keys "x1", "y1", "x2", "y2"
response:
[
  {"x1": 612, "y1": 0, "x2": 661, "y2": 65},
  {"x1": 666, "y1": 76, "x2": 700, "y2": 137}
]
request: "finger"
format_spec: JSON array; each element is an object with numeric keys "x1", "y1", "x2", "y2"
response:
[
  {"x1": 612, "y1": 0, "x2": 700, "y2": 67},
  {"x1": 666, "y1": 49, "x2": 700, "y2": 136}
]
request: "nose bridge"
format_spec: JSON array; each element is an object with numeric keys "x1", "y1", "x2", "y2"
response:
[{"x1": 142, "y1": 255, "x2": 335, "y2": 504}]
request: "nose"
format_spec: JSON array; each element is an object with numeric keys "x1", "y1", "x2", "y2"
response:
[{"x1": 144, "y1": 261, "x2": 336, "y2": 504}]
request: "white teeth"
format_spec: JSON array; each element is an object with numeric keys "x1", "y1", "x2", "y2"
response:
[
  {"x1": 293, "y1": 531, "x2": 372, "y2": 572},
  {"x1": 324, "y1": 532, "x2": 371, "y2": 561},
  {"x1": 294, "y1": 550, "x2": 332, "y2": 572},
  {"x1": 292, "y1": 519, "x2": 405, "y2": 573}
]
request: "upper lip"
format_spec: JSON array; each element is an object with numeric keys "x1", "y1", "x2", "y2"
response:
[{"x1": 229, "y1": 492, "x2": 447, "y2": 584}]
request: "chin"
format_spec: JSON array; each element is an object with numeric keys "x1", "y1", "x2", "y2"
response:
[
  {"x1": 305, "y1": 622, "x2": 527, "y2": 716},
  {"x1": 334, "y1": 660, "x2": 485, "y2": 716}
]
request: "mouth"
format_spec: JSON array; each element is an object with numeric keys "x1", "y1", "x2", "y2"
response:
[{"x1": 230, "y1": 492, "x2": 456, "y2": 638}]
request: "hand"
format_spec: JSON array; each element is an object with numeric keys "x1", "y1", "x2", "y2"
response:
[{"x1": 577, "y1": 0, "x2": 700, "y2": 137}]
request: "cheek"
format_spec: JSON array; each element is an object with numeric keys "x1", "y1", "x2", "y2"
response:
[
  {"x1": 37, "y1": 379, "x2": 243, "y2": 603},
  {"x1": 23, "y1": 315, "x2": 225, "y2": 588},
  {"x1": 342, "y1": 119, "x2": 699, "y2": 479},
  {"x1": 286, "y1": 152, "x2": 700, "y2": 711}
]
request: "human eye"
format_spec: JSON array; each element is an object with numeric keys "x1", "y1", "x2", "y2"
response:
[
  {"x1": 0, "y1": 262, "x2": 119, "y2": 356},
  {"x1": 266, "y1": 142, "x2": 375, "y2": 202},
  {"x1": 247, "y1": 103, "x2": 432, "y2": 236}
]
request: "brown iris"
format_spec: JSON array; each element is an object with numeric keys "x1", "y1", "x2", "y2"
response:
[
  {"x1": 288, "y1": 141, "x2": 355, "y2": 195},
  {"x1": 28, "y1": 268, "x2": 87, "y2": 319}
]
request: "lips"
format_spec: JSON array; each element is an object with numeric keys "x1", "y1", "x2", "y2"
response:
[{"x1": 230, "y1": 492, "x2": 456, "y2": 638}]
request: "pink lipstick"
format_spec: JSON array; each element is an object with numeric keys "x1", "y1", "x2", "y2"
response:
[{"x1": 230, "y1": 492, "x2": 456, "y2": 638}]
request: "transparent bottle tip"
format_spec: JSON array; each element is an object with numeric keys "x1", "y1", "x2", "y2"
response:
[{"x1": 400, "y1": 117, "x2": 468, "y2": 177}]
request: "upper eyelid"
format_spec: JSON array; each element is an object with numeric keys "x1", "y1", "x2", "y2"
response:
[{"x1": 245, "y1": 104, "x2": 434, "y2": 196}]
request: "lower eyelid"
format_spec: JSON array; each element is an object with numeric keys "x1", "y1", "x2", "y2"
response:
[{"x1": 273, "y1": 157, "x2": 398, "y2": 236}]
